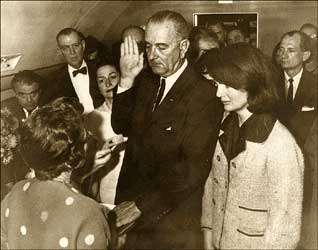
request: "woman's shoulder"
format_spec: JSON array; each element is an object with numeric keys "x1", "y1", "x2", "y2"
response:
[
  {"x1": 7, "y1": 179, "x2": 101, "y2": 209},
  {"x1": 265, "y1": 121, "x2": 302, "y2": 153}
]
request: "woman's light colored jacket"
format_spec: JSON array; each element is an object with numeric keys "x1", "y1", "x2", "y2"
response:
[{"x1": 202, "y1": 120, "x2": 304, "y2": 249}]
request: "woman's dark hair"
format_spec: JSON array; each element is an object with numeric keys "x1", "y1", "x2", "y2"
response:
[
  {"x1": 206, "y1": 43, "x2": 280, "y2": 113},
  {"x1": 20, "y1": 98, "x2": 86, "y2": 180},
  {"x1": 97, "y1": 57, "x2": 120, "y2": 73}
]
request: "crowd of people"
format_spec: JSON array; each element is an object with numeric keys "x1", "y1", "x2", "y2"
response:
[{"x1": 1, "y1": 9, "x2": 317, "y2": 250}]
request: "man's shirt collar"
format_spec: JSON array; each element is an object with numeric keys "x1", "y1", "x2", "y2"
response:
[
  {"x1": 68, "y1": 60, "x2": 87, "y2": 76},
  {"x1": 161, "y1": 59, "x2": 188, "y2": 85}
]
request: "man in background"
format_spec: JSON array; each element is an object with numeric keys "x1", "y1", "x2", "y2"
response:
[
  {"x1": 226, "y1": 27, "x2": 249, "y2": 45},
  {"x1": 300, "y1": 23, "x2": 317, "y2": 75},
  {"x1": 205, "y1": 20, "x2": 227, "y2": 48},
  {"x1": 112, "y1": 25, "x2": 146, "y2": 68},
  {"x1": 276, "y1": 30, "x2": 317, "y2": 143},
  {"x1": 277, "y1": 30, "x2": 317, "y2": 250},
  {"x1": 2, "y1": 70, "x2": 43, "y2": 122},
  {"x1": 43, "y1": 27, "x2": 104, "y2": 114}
]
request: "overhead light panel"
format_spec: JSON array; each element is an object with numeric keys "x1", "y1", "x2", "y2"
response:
[
  {"x1": 1, "y1": 54, "x2": 21, "y2": 72},
  {"x1": 218, "y1": 0, "x2": 233, "y2": 3}
]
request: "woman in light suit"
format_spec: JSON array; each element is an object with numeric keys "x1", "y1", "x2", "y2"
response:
[{"x1": 201, "y1": 43, "x2": 304, "y2": 249}]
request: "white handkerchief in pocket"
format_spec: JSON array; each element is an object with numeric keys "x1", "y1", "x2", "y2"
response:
[
  {"x1": 301, "y1": 106, "x2": 315, "y2": 112},
  {"x1": 165, "y1": 126, "x2": 172, "y2": 131}
]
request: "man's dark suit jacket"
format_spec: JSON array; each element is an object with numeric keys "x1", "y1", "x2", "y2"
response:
[
  {"x1": 42, "y1": 61, "x2": 104, "y2": 107},
  {"x1": 277, "y1": 69, "x2": 317, "y2": 231},
  {"x1": 112, "y1": 65, "x2": 223, "y2": 249},
  {"x1": 277, "y1": 69, "x2": 317, "y2": 147}
]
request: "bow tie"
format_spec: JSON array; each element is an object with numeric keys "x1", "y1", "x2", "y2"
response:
[{"x1": 72, "y1": 67, "x2": 87, "y2": 77}]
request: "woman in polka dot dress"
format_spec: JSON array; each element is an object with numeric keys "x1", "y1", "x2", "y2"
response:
[{"x1": 1, "y1": 98, "x2": 111, "y2": 249}]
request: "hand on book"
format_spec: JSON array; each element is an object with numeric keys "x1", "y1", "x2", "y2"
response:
[{"x1": 113, "y1": 201, "x2": 141, "y2": 228}]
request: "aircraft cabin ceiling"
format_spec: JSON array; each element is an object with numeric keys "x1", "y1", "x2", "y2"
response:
[{"x1": 1, "y1": 1, "x2": 317, "y2": 94}]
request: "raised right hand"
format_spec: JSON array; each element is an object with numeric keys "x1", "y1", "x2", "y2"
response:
[{"x1": 119, "y1": 36, "x2": 144, "y2": 89}]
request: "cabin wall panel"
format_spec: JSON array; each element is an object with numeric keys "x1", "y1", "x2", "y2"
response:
[
  {"x1": 0, "y1": 1, "x2": 130, "y2": 92},
  {"x1": 1, "y1": 1, "x2": 317, "y2": 97},
  {"x1": 104, "y1": 1, "x2": 317, "y2": 57}
]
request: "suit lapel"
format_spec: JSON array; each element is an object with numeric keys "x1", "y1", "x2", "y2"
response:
[
  {"x1": 62, "y1": 65, "x2": 77, "y2": 98},
  {"x1": 150, "y1": 65, "x2": 193, "y2": 122},
  {"x1": 144, "y1": 74, "x2": 161, "y2": 124},
  {"x1": 294, "y1": 70, "x2": 309, "y2": 107}
]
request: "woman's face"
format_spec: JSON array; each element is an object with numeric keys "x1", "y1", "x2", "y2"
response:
[
  {"x1": 215, "y1": 82, "x2": 248, "y2": 112},
  {"x1": 96, "y1": 65, "x2": 120, "y2": 97}
]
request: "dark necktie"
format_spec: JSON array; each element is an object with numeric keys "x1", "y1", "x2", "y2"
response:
[
  {"x1": 72, "y1": 67, "x2": 87, "y2": 77},
  {"x1": 152, "y1": 78, "x2": 166, "y2": 112},
  {"x1": 286, "y1": 78, "x2": 294, "y2": 104}
]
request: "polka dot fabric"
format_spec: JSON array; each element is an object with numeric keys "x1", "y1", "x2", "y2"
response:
[{"x1": 1, "y1": 179, "x2": 110, "y2": 249}]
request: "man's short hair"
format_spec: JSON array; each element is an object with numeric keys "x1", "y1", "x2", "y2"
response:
[
  {"x1": 281, "y1": 30, "x2": 311, "y2": 52},
  {"x1": 188, "y1": 26, "x2": 219, "y2": 60},
  {"x1": 227, "y1": 27, "x2": 247, "y2": 38},
  {"x1": 205, "y1": 20, "x2": 225, "y2": 29},
  {"x1": 11, "y1": 70, "x2": 43, "y2": 90},
  {"x1": 300, "y1": 23, "x2": 317, "y2": 33},
  {"x1": 147, "y1": 10, "x2": 190, "y2": 40},
  {"x1": 121, "y1": 25, "x2": 145, "y2": 40},
  {"x1": 56, "y1": 27, "x2": 84, "y2": 44}
]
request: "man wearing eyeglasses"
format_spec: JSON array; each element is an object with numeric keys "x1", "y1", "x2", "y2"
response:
[{"x1": 44, "y1": 28, "x2": 103, "y2": 114}]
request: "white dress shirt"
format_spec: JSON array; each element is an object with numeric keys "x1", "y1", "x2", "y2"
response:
[
  {"x1": 68, "y1": 61, "x2": 94, "y2": 114},
  {"x1": 159, "y1": 59, "x2": 188, "y2": 104},
  {"x1": 22, "y1": 106, "x2": 39, "y2": 122},
  {"x1": 284, "y1": 68, "x2": 303, "y2": 100},
  {"x1": 117, "y1": 59, "x2": 188, "y2": 105}
]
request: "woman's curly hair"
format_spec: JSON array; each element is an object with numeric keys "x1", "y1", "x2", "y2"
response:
[{"x1": 20, "y1": 97, "x2": 87, "y2": 180}]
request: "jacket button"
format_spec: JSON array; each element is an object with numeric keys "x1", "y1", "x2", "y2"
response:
[
  {"x1": 216, "y1": 155, "x2": 221, "y2": 161},
  {"x1": 232, "y1": 162, "x2": 236, "y2": 168},
  {"x1": 213, "y1": 177, "x2": 219, "y2": 184}
]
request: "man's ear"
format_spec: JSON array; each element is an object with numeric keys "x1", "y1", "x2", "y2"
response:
[
  {"x1": 57, "y1": 46, "x2": 62, "y2": 55},
  {"x1": 81, "y1": 39, "x2": 86, "y2": 52},
  {"x1": 302, "y1": 50, "x2": 311, "y2": 62},
  {"x1": 179, "y1": 39, "x2": 190, "y2": 59}
]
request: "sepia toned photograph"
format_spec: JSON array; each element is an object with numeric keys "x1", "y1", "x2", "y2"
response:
[
  {"x1": 193, "y1": 12, "x2": 258, "y2": 47},
  {"x1": 1, "y1": 1, "x2": 317, "y2": 249}
]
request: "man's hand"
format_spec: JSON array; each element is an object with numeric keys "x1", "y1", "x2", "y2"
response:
[
  {"x1": 113, "y1": 201, "x2": 141, "y2": 227},
  {"x1": 93, "y1": 148, "x2": 112, "y2": 168},
  {"x1": 119, "y1": 36, "x2": 144, "y2": 89},
  {"x1": 203, "y1": 229, "x2": 215, "y2": 250}
]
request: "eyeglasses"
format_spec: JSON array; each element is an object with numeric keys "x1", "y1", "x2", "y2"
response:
[{"x1": 59, "y1": 42, "x2": 82, "y2": 54}]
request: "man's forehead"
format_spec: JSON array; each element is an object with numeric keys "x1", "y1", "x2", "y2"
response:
[
  {"x1": 122, "y1": 29, "x2": 144, "y2": 42},
  {"x1": 281, "y1": 34, "x2": 301, "y2": 47},
  {"x1": 145, "y1": 21, "x2": 177, "y2": 43},
  {"x1": 15, "y1": 82, "x2": 39, "y2": 91},
  {"x1": 58, "y1": 32, "x2": 81, "y2": 45},
  {"x1": 301, "y1": 27, "x2": 317, "y2": 36},
  {"x1": 208, "y1": 24, "x2": 223, "y2": 32},
  {"x1": 229, "y1": 30, "x2": 243, "y2": 37}
]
